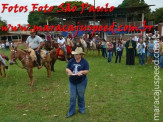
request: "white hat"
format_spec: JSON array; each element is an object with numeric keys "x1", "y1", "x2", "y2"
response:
[{"x1": 71, "y1": 47, "x2": 85, "y2": 55}]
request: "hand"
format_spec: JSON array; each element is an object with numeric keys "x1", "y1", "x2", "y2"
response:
[
  {"x1": 76, "y1": 71, "x2": 83, "y2": 76},
  {"x1": 67, "y1": 72, "x2": 73, "y2": 76},
  {"x1": 35, "y1": 48, "x2": 39, "y2": 52}
]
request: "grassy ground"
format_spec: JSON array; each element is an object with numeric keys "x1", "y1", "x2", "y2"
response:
[{"x1": 0, "y1": 49, "x2": 163, "y2": 122}]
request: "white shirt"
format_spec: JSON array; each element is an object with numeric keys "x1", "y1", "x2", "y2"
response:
[
  {"x1": 26, "y1": 35, "x2": 43, "y2": 49},
  {"x1": 136, "y1": 42, "x2": 146, "y2": 53},
  {"x1": 57, "y1": 37, "x2": 66, "y2": 47},
  {"x1": 1, "y1": 44, "x2": 5, "y2": 48}
]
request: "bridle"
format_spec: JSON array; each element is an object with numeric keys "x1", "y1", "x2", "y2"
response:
[{"x1": 10, "y1": 49, "x2": 28, "y2": 69}]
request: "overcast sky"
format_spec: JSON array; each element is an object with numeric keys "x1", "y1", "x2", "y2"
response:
[{"x1": 0, "y1": 0, "x2": 162, "y2": 25}]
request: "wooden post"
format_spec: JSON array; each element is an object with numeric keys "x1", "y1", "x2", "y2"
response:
[{"x1": 142, "y1": 13, "x2": 145, "y2": 39}]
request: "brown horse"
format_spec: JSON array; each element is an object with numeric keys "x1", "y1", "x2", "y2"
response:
[
  {"x1": 50, "y1": 43, "x2": 73, "y2": 72},
  {"x1": 44, "y1": 41, "x2": 59, "y2": 51},
  {"x1": 9, "y1": 47, "x2": 51, "y2": 86},
  {"x1": 0, "y1": 61, "x2": 7, "y2": 78}
]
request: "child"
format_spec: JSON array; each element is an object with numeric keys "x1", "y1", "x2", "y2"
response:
[{"x1": 115, "y1": 41, "x2": 123, "y2": 63}]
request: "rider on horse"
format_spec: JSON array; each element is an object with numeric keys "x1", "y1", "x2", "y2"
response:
[
  {"x1": 26, "y1": 30, "x2": 44, "y2": 69},
  {"x1": 45, "y1": 32, "x2": 52, "y2": 48},
  {"x1": 0, "y1": 53, "x2": 8, "y2": 69},
  {"x1": 57, "y1": 34, "x2": 68, "y2": 62}
]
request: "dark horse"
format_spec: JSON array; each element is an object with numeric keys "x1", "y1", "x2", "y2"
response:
[
  {"x1": 50, "y1": 43, "x2": 72, "y2": 72},
  {"x1": 9, "y1": 47, "x2": 51, "y2": 86},
  {"x1": 49, "y1": 40, "x2": 84, "y2": 72},
  {"x1": 44, "y1": 41, "x2": 59, "y2": 51}
]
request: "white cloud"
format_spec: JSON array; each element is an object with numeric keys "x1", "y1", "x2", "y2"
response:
[{"x1": 0, "y1": 0, "x2": 162, "y2": 25}]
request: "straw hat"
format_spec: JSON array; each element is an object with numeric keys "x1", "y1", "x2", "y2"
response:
[{"x1": 71, "y1": 47, "x2": 85, "y2": 55}]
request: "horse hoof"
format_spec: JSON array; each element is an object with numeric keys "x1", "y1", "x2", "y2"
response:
[{"x1": 30, "y1": 82, "x2": 34, "y2": 86}]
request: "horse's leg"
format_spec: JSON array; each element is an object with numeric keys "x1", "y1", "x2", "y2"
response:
[
  {"x1": 47, "y1": 62, "x2": 51, "y2": 77},
  {"x1": 50, "y1": 60, "x2": 56, "y2": 72},
  {"x1": 0, "y1": 65, "x2": 2, "y2": 77},
  {"x1": 3, "y1": 67, "x2": 7, "y2": 78},
  {"x1": 86, "y1": 48, "x2": 88, "y2": 55},
  {"x1": 43, "y1": 62, "x2": 51, "y2": 77},
  {"x1": 97, "y1": 49, "x2": 100, "y2": 56},
  {"x1": 27, "y1": 68, "x2": 34, "y2": 86}
]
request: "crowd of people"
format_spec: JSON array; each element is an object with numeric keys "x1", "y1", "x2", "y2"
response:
[
  {"x1": 81, "y1": 32, "x2": 163, "y2": 68},
  {"x1": 0, "y1": 40, "x2": 14, "y2": 50}
]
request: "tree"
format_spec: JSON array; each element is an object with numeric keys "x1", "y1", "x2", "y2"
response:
[
  {"x1": 151, "y1": 8, "x2": 163, "y2": 24},
  {"x1": 118, "y1": 0, "x2": 146, "y2": 7},
  {"x1": 28, "y1": 1, "x2": 92, "y2": 27},
  {"x1": 0, "y1": 17, "x2": 7, "y2": 34},
  {"x1": 28, "y1": 11, "x2": 47, "y2": 28},
  {"x1": 118, "y1": 0, "x2": 151, "y2": 21}
]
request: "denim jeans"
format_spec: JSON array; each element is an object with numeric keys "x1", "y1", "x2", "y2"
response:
[
  {"x1": 159, "y1": 55, "x2": 163, "y2": 68},
  {"x1": 101, "y1": 48, "x2": 107, "y2": 58},
  {"x1": 35, "y1": 50, "x2": 41, "y2": 66},
  {"x1": 0, "y1": 55, "x2": 6, "y2": 66},
  {"x1": 107, "y1": 51, "x2": 112, "y2": 62},
  {"x1": 68, "y1": 77, "x2": 88, "y2": 117},
  {"x1": 139, "y1": 53, "x2": 145, "y2": 65},
  {"x1": 115, "y1": 51, "x2": 122, "y2": 63}
]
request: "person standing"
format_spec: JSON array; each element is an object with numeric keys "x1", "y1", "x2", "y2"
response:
[
  {"x1": 107, "y1": 40, "x2": 113, "y2": 63},
  {"x1": 159, "y1": 39, "x2": 163, "y2": 68},
  {"x1": 66, "y1": 47, "x2": 89, "y2": 118},
  {"x1": 26, "y1": 31, "x2": 44, "y2": 69},
  {"x1": 147, "y1": 38, "x2": 155, "y2": 64},
  {"x1": 112, "y1": 38, "x2": 116, "y2": 56},
  {"x1": 5, "y1": 39, "x2": 10, "y2": 50},
  {"x1": 137, "y1": 39, "x2": 146, "y2": 65},
  {"x1": 101, "y1": 39, "x2": 107, "y2": 58},
  {"x1": 115, "y1": 41, "x2": 123, "y2": 63},
  {"x1": 125, "y1": 36, "x2": 136, "y2": 65}
]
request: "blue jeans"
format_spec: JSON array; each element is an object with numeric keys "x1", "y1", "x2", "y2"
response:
[
  {"x1": 107, "y1": 51, "x2": 112, "y2": 62},
  {"x1": 101, "y1": 48, "x2": 107, "y2": 58},
  {"x1": 68, "y1": 77, "x2": 88, "y2": 117},
  {"x1": 0, "y1": 55, "x2": 6, "y2": 66},
  {"x1": 139, "y1": 53, "x2": 145, "y2": 65},
  {"x1": 159, "y1": 55, "x2": 163, "y2": 68}
]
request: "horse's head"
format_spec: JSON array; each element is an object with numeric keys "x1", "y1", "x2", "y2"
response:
[
  {"x1": 53, "y1": 42, "x2": 59, "y2": 49},
  {"x1": 9, "y1": 47, "x2": 18, "y2": 65}
]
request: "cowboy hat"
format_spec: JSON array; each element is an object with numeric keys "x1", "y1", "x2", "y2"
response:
[{"x1": 71, "y1": 47, "x2": 85, "y2": 55}]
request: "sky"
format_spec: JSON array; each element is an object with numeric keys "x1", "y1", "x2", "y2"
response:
[{"x1": 0, "y1": 0, "x2": 162, "y2": 25}]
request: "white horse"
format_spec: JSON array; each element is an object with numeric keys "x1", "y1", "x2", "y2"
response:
[
  {"x1": 66, "y1": 38, "x2": 74, "y2": 47},
  {"x1": 80, "y1": 38, "x2": 87, "y2": 52}
]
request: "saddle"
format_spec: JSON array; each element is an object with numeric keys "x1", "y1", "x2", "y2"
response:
[
  {"x1": 26, "y1": 48, "x2": 48, "y2": 62},
  {"x1": 56, "y1": 46, "x2": 72, "y2": 57}
]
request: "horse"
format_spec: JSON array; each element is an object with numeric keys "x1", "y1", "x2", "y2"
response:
[
  {"x1": 0, "y1": 61, "x2": 7, "y2": 78},
  {"x1": 80, "y1": 38, "x2": 87, "y2": 52},
  {"x1": 9, "y1": 47, "x2": 51, "y2": 86},
  {"x1": 44, "y1": 41, "x2": 52, "y2": 51},
  {"x1": 49, "y1": 43, "x2": 73, "y2": 72}
]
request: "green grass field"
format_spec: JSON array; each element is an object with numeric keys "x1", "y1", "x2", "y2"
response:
[{"x1": 0, "y1": 49, "x2": 163, "y2": 122}]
